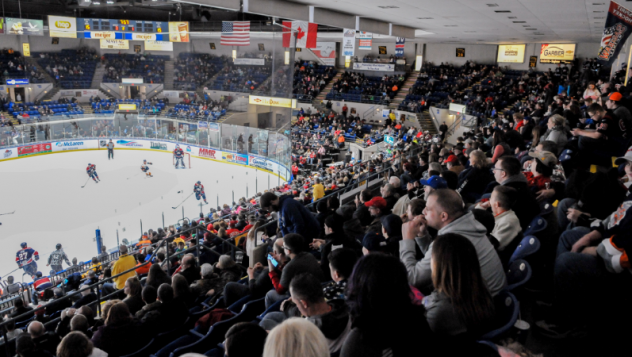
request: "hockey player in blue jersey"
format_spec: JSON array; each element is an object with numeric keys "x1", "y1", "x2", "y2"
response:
[
  {"x1": 87, "y1": 163, "x2": 100, "y2": 183},
  {"x1": 194, "y1": 181, "x2": 208, "y2": 204},
  {"x1": 141, "y1": 160, "x2": 153, "y2": 177},
  {"x1": 16, "y1": 242, "x2": 39, "y2": 279},
  {"x1": 174, "y1": 145, "x2": 185, "y2": 169}
]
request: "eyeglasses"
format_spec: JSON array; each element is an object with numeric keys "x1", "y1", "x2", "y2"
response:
[
  {"x1": 491, "y1": 168, "x2": 504, "y2": 172},
  {"x1": 282, "y1": 246, "x2": 290, "y2": 250}
]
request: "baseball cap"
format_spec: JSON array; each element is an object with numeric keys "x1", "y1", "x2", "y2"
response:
[
  {"x1": 365, "y1": 196, "x2": 387, "y2": 209},
  {"x1": 534, "y1": 151, "x2": 558, "y2": 168},
  {"x1": 362, "y1": 231, "x2": 387, "y2": 252},
  {"x1": 419, "y1": 175, "x2": 448, "y2": 190},
  {"x1": 609, "y1": 92, "x2": 623, "y2": 102},
  {"x1": 444, "y1": 154, "x2": 459, "y2": 164},
  {"x1": 615, "y1": 146, "x2": 632, "y2": 165}
]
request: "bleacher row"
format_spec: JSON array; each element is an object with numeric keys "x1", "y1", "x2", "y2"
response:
[
  {"x1": 167, "y1": 104, "x2": 227, "y2": 121},
  {"x1": 174, "y1": 53, "x2": 226, "y2": 91},
  {"x1": 34, "y1": 50, "x2": 98, "y2": 89},
  {"x1": 4, "y1": 101, "x2": 84, "y2": 119},
  {"x1": 102, "y1": 54, "x2": 168, "y2": 84}
]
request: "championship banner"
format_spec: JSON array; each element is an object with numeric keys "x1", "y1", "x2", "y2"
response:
[
  {"x1": 100, "y1": 39, "x2": 129, "y2": 49},
  {"x1": 359, "y1": 32, "x2": 372, "y2": 50},
  {"x1": 168, "y1": 22, "x2": 189, "y2": 42},
  {"x1": 342, "y1": 29, "x2": 356, "y2": 56},
  {"x1": 48, "y1": 16, "x2": 77, "y2": 38},
  {"x1": 598, "y1": 1, "x2": 632, "y2": 64},
  {"x1": 395, "y1": 37, "x2": 405, "y2": 58}
]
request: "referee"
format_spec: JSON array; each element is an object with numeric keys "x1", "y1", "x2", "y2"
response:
[{"x1": 107, "y1": 139, "x2": 114, "y2": 159}]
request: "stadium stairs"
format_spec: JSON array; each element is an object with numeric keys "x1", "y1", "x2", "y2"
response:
[
  {"x1": 40, "y1": 87, "x2": 61, "y2": 102},
  {"x1": 90, "y1": 63, "x2": 106, "y2": 90},
  {"x1": 195, "y1": 69, "x2": 226, "y2": 99},
  {"x1": 418, "y1": 110, "x2": 438, "y2": 135},
  {"x1": 315, "y1": 71, "x2": 343, "y2": 104},
  {"x1": 388, "y1": 72, "x2": 419, "y2": 110},
  {"x1": 25, "y1": 57, "x2": 56, "y2": 85},
  {"x1": 164, "y1": 60, "x2": 175, "y2": 90}
]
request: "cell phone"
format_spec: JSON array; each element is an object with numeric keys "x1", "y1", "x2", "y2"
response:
[{"x1": 267, "y1": 254, "x2": 279, "y2": 267}]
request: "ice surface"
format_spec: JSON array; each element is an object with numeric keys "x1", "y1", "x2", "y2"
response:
[{"x1": 0, "y1": 150, "x2": 277, "y2": 282}]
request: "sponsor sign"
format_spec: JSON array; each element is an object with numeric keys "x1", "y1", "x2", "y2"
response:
[
  {"x1": 233, "y1": 58, "x2": 265, "y2": 65},
  {"x1": 359, "y1": 32, "x2": 372, "y2": 50},
  {"x1": 118, "y1": 103, "x2": 137, "y2": 110},
  {"x1": 129, "y1": 33, "x2": 156, "y2": 41},
  {"x1": 248, "y1": 95, "x2": 297, "y2": 108},
  {"x1": 52, "y1": 140, "x2": 97, "y2": 152},
  {"x1": 83, "y1": 31, "x2": 116, "y2": 39},
  {"x1": 6, "y1": 79, "x2": 29, "y2": 86},
  {"x1": 48, "y1": 16, "x2": 77, "y2": 38},
  {"x1": 2, "y1": 149, "x2": 15, "y2": 160},
  {"x1": 384, "y1": 135, "x2": 395, "y2": 145},
  {"x1": 101, "y1": 39, "x2": 129, "y2": 49},
  {"x1": 121, "y1": 78, "x2": 143, "y2": 85},
  {"x1": 18, "y1": 143, "x2": 51, "y2": 157},
  {"x1": 342, "y1": 28, "x2": 355, "y2": 56},
  {"x1": 116, "y1": 140, "x2": 144, "y2": 148},
  {"x1": 144, "y1": 40, "x2": 173, "y2": 51},
  {"x1": 150, "y1": 142, "x2": 167, "y2": 150},
  {"x1": 449, "y1": 103, "x2": 466, "y2": 114},
  {"x1": 312, "y1": 42, "x2": 336, "y2": 66},
  {"x1": 168, "y1": 22, "x2": 189, "y2": 42},
  {"x1": 22, "y1": 43, "x2": 30, "y2": 57},
  {"x1": 0, "y1": 18, "x2": 4, "y2": 34},
  {"x1": 198, "y1": 148, "x2": 218, "y2": 159},
  {"x1": 352, "y1": 63, "x2": 395, "y2": 71},
  {"x1": 208, "y1": 123, "x2": 220, "y2": 132},
  {"x1": 540, "y1": 43, "x2": 576, "y2": 64},
  {"x1": 161, "y1": 91, "x2": 180, "y2": 98},
  {"x1": 222, "y1": 152, "x2": 248, "y2": 165},
  {"x1": 249, "y1": 156, "x2": 274, "y2": 171},
  {"x1": 497, "y1": 44, "x2": 525, "y2": 63},
  {"x1": 5, "y1": 18, "x2": 44, "y2": 36}
]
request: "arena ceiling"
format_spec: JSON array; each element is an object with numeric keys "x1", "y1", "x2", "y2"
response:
[{"x1": 0, "y1": 0, "x2": 612, "y2": 43}]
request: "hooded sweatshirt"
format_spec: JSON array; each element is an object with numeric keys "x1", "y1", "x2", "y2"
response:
[{"x1": 400, "y1": 212, "x2": 507, "y2": 296}]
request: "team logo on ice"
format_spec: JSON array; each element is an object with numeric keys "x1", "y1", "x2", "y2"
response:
[
  {"x1": 116, "y1": 140, "x2": 143, "y2": 148},
  {"x1": 3, "y1": 149, "x2": 12, "y2": 158}
]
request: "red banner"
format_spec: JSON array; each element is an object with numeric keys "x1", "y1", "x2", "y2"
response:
[{"x1": 18, "y1": 143, "x2": 52, "y2": 157}]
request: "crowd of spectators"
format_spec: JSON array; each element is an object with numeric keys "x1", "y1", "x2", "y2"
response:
[
  {"x1": 173, "y1": 54, "x2": 227, "y2": 91},
  {"x1": 208, "y1": 63, "x2": 271, "y2": 93},
  {"x1": 37, "y1": 48, "x2": 99, "y2": 89},
  {"x1": 326, "y1": 71, "x2": 404, "y2": 104},
  {"x1": 102, "y1": 54, "x2": 167, "y2": 84},
  {"x1": 292, "y1": 61, "x2": 336, "y2": 102}
]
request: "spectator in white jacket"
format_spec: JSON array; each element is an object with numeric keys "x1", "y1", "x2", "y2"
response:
[{"x1": 488, "y1": 185, "x2": 521, "y2": 251}]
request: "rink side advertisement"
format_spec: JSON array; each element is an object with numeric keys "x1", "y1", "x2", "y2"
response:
[{"x1": 1, "y1": 138, "x2": 289, "y2": 181}]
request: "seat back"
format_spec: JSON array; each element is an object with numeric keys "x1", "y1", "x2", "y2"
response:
[
  {"x1": 509, "y1": 235, "x2": 540, "y2": 264},
  {"x1": 479, "y1": 291, "x2": 519, "y2": 341},
  {"x1": 523, "y1": 215, "x2": 547, "y2": 236},
  {"x1": 505, "y1": 259, "x2": 532, "y2": 291},
  {"x1": 227, "y1": 294, "x2": 251, "y2": 314}
]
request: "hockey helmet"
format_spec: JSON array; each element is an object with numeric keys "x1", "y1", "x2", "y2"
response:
[
  {"x1": 56, "y1": 243, "x2": 62, "y2": 250},
  {"x1": 197, "y1": 181, "x2": 201, "y2": 184},
  {"x1": 175, "y1": 144, "x2": 180, "y2": 148},
  {"x1": 20, "y1": 242, "x2": 27, "y2": 248},
  {"x1": 88, "y1": 163, "x2": 91, "y2": 165}
]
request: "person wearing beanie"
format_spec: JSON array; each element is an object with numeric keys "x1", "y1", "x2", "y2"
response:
[
  {"x1": 310, "y1": 214, "x2": 362, "y2": 278},
  {"x1": 381, "y1": 214, "x2": 403, "y2": 257},
  {"x1": 362, "y1": 231, "x2": 387, "y2": 255}
]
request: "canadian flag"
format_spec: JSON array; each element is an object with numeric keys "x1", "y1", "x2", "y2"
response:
[{"x1": 282, "y1": 21, "x2": 318, "y2": 48}]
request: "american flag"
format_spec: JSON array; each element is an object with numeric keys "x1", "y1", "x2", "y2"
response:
[{"x1": 221, "y1": 21, "x2": 250, "y2": 46}]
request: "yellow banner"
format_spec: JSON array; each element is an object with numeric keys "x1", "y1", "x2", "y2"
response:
[
  {"x1": 168, "y1": 22, "x2": 189, "y2": 42},
  {"x1": 22, "y1": 43, "x2": 30, "y2": 57},
  {"x1": 249, "y1": 95, "x2": 297, "y2": 109},
  {"x1": 497, "y1": 44, "x2": 525, "y2": 63},
  {"x1": 100, "y1": 39, "x2": 129, "y2": 50},
  {"x1": 540, "y1": 44, "x2": 576, "y2": 64},
  {"x1": 118, "y1": 104, "x2": 137, "y2": 110}
]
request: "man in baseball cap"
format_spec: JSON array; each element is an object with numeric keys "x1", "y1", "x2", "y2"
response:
[
  {"x1": 606, "y1": 92, "x2": 632, "y2": 127},
  {"x1": 365, "y1": 197, "x2": 388, "y2": 232},
  {"x1": 419, "y1": 175, "x2": 448, "y2": 200}
]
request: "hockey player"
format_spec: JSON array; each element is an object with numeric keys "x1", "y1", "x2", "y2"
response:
[
  {"x1": 47, "y1": 243, "x2": 71, "y2": 273},
  {"x1": 141, "y1": 159, "x2": 153, "y2": 177},
  {"x1": 174, "y1": 145, "x2": 185, "y2": 169},
  {"x1": 87, "y1": 163, "x2": 100, "y2": 183},
  {"x1": 194, "y1": 181, "x2": 208, "y2": 204},
  {"x1": 16, "y1": 242, "x2": 39, "y2": 279},
  {"x1": 31, "y1": 271, "x2": 53, "y2": 303}
]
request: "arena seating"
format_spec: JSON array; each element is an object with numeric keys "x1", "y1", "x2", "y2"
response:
[
  {"x1": 173, "y1": 53, "x2": 226, "y2": 91},
  {"x1": 208, "y1": 64, "x2": 271, "y2": 93},
  {"x1": 102, "y1": 54, "x2": 168, "y2": 84},
  {"x1": 35, "y1": 49, "x2": 99, "y2": 89}
]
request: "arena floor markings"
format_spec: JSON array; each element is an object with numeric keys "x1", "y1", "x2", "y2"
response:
[{"x1": 0, "y1": 150, "x2": 275, "y2": 282}]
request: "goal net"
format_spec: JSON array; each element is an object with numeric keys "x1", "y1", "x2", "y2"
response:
[{"x1": 173, "y1": 153, "x2": 191, "y2": 169}]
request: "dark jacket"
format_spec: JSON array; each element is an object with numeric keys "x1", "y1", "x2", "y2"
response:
[
  {"x1": 342, "y1": 218, "x2": 365, "y2": 243},
  {"x1": 123, "y1": 294, "x2": 145, "y2": 315},
  {"x1": 280, "y1": 252, "x2": 326, "y2": 289},
  {"x1": 320, "y1": 231, "x2": 362, "y2": 278},
  {"x1": 457, "y1": 166, "x2": 494, "y2": 204},
  {"x1": 92, "y1": 320, "x2": 150, "y2": 357},
  {"x1": 287, "y1": 299, "x2": 352, "y2": 353},
  {"x1": 72, "y1": 293, "x2": 97, "y2": 309},
  {"x1": 179, "y1": 266, "x2": 201, "y2": 285},
  {"x1": 33, "y1": 333, "x2": 60, "y2": 356},
  {"x1": 383, "y1": 195, "x2": 398, "y2": 213},
  {"x1": 278, "y1": 195, "x2": 321, "y2": 243},
  {"x1": 353, "y1": 203, "x2": 373, "y2": 227}
]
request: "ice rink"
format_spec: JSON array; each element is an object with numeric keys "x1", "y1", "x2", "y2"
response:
[{"x1": 0, "y1": 149, "x2": 277, "y2": 282}]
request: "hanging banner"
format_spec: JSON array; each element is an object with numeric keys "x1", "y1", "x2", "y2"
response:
[
  {"x1": 497, "y1": 44, "x2": 526, "y2": 63},
  {"x1": 128, "y1": 33, "x2": 156, "y2": 41},
  {"x1": 359, "y1": 32, "x2": 372, "y2": 50},
  {"x1": 540, "y1": 44, "x2": 576, "y2": 64},
  {"x1": 100, "y1": 39, "x2": 129, "y2": 49},
  {"x1": 22, "y1": 43, "x2": 30, "y2": 57},
  {"x1": 5, "y1": 18, "x2": 44, "y2": 36},
  {"x1": 234, "y1": 58, "x2": 265, "y2": 65},
  {"x1": 312, "y1": 42, "x2": 336, "y2": 66},
  {"x1": 352, "y1": 63, "x2": 394, "y2": 71},
  {"x1": 0, "y1": 18, "x2": 4, "y2": 34},
  {"x1": 395, "y1": 37, "x2": 405, "y2": 58},
  {"x1": 598, "y1": 2, "x2": 632, "y2": 64},
  {"x1": 342, "y1": 28, "x2": 356, "y2": 56},
  {"x1": 48, "y1": 16, "x2": 78, "y2": 38},
  {"x1": 168, "y1": 22, "x2": 189, "y2": 42},
  {"x1": 84, "y1": 31, "x2": 116, "y2": 39},
  {"x1": 144, "y1": 40, "x2": 173, "y2": 51}
]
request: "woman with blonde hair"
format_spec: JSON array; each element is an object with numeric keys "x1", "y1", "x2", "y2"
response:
[
  {"x1": 263, "y1": 318, "x2": 329, "y2": 357},
  {"x1": 456, "y1": 150, "x2": 493, "y2": 204},
  {"x1": 57, "y1": 331, "x2": 107, "y2": 357}
]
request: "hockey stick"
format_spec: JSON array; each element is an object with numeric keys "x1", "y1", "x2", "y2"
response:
[
  {"x1": 81, "y1": 177, "x2": 91, "y2": 188},
  {"x1": 0, "y1": 211, "x2": 15, "y2": 216},
  {"x1": 1, "y1": 267, "x2": 21, "y2": 279},
  {"x1": 172, "y1": 192, "x2": 194, "y2": 209}
]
